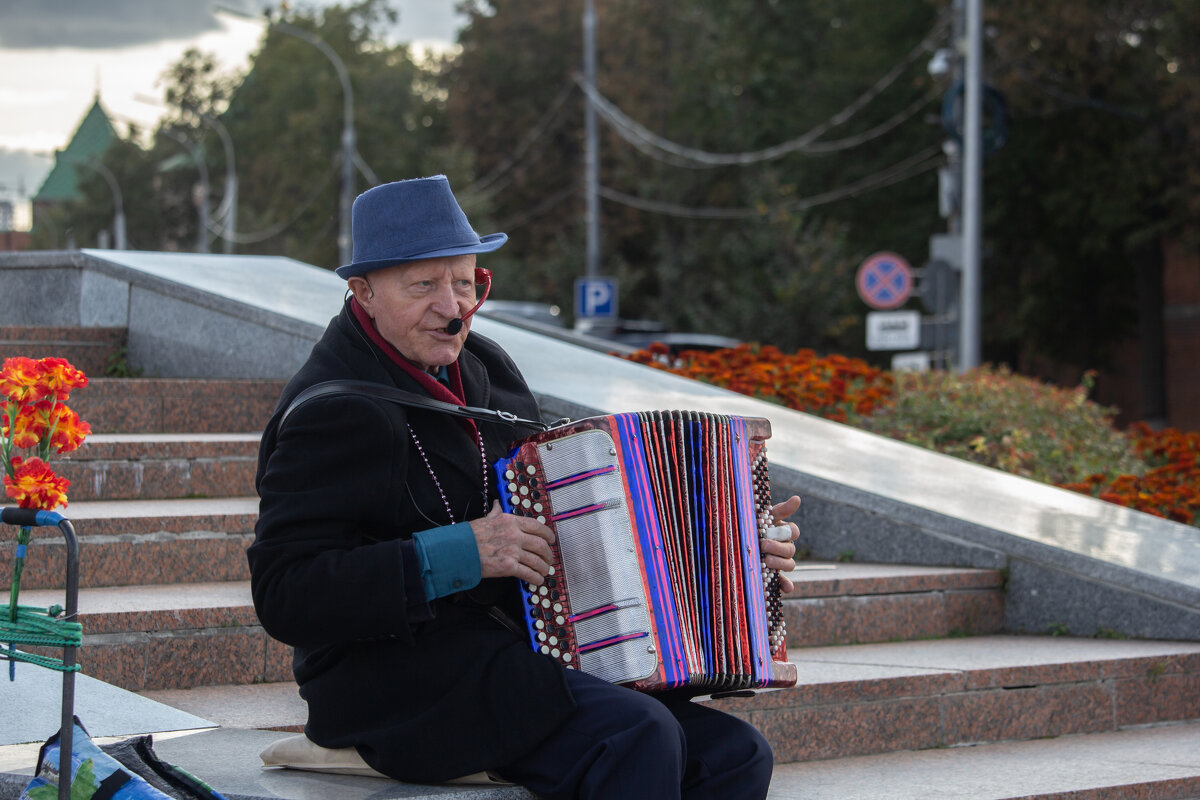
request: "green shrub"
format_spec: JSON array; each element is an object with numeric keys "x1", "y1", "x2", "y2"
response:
[{"x1": 859, "y1": 365, "x2": 1144, "y2": 486}]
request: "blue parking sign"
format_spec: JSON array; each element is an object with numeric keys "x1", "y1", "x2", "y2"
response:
[{"x1": 575, "y1": 277, "x2": 618, "y2": 318}]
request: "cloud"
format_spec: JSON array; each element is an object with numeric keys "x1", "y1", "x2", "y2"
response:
[{"x1": 0, "y1": 0, "x2": 244, "y2": 50}]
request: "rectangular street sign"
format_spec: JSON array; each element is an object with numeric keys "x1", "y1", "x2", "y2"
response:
[
  {"x1": 891, "y1": 351, "x2": 932, "y2": 372},
  {"x1": 575, "y1": 277, "x2": 618, "y2": 318},
  {"x1": 866, "y1": 310, "x2": 921, "y2": 351}
]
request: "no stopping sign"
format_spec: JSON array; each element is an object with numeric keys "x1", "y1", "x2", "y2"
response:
[{"x1": 856, "y1": 252, "x2": 913, "y2": 310}]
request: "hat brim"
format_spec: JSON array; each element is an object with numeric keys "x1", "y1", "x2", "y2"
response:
[{"x1": 335, "y1": 232, "x2": 508, "y2": 279}]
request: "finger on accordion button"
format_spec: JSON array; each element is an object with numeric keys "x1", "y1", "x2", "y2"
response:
[{"x1": 763, "y1": 524, "x2": 792, "y2": 542}]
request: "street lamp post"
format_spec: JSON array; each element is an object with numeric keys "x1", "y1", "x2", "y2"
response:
[
  {"x1": 213, "y1": 6, "x2": 357, "y2": 264},
  {"x1": 159, "y1": 128, "x2": 211, "y2": 253},
  {"x1": 271, "y1": 19, "x2": 357, "y2": 267},
  {"x1": 199, "y1": 111, "x2": 238, "y2": 254},
  {"x1": 69, "y1": 157, "x2": 126, "y2": 250}
]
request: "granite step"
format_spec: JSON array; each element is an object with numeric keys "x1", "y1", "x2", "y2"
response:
[
  {"x1": 783, "y1": 562, "x2": 1005, "y2": 644},
  {"x1": 131, "y1": 635, "x2": 1200, "y2": 769},
  {"x1": 68, "y1": 378, "x2": 285, "y2": 434},
  {"x1": 16, "y1": 581, "x2": 289, "y2": 692},
  {"x1": 0, "y1": 325, "x2": 127, "y2": 376},
  {"x1": 710, "y1": 635, "x2": 1200, "y2": 765},
  {"x1": 54, "y1": 433, "x2": 260, "y2": 501},
  {"x1": 10, "y1": 497, "x2": 257, "y2": 589},
  {"x1": 8, "y1": 564, "x2": 1004, "y2": 692}
]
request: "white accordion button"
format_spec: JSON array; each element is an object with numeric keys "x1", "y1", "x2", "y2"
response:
[
  {"x1": 562, "y1": 653, "x2": 573, "y2": 663},
  {"x1": 527, "y1": 465, "x2": 537, "y2": 475},
  {"x1": 533, "y1": 503, "x2": 544, "y2": 513},
  {"x1": 505, "y1": 469, "x2": 516, "y2": 480}
]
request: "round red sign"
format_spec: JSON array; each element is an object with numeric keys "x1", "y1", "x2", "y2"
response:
[{"x1": 856, "y1": 252, "x2": 913, "y2": 310}]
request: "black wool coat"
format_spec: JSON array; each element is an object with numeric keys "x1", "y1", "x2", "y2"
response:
[{"x1": 249, "y1": 302, "x2": 575, "y2": 782}]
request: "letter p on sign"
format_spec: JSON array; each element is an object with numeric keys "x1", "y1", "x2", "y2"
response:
[{"x1": 576, "y1": 277, "x2": 618, "y2": 318}]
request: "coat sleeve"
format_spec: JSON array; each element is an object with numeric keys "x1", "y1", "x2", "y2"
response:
[{"x1": 250, "y1": 394, "x2": 432, "y2": 649}]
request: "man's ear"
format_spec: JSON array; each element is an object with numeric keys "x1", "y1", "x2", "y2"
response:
[{"x1": 347, "y1": 276, "x2": 373, "y2": 313}]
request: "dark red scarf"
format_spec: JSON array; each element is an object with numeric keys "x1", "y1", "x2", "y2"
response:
[{"x1": 349, "y1": 296, "x2": 477, "y2": 436}]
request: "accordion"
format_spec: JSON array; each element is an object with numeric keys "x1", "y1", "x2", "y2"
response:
[{"x1": 494, "y1": 411, "x2": 797, "y2": 694}]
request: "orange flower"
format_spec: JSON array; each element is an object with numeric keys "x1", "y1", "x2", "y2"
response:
[
  {"x1": 0, "y1": 357, "x2": 48, "y2": 405},
  {"x1": 48, "y1": 404, "x2": 91, "y2": 454},
  {"x1": 37, "y1": 357, "x2": 89, "y2": 401},
  {"x1": 3, "y1": 456, "x2": 70, "y2": 510},
  {"x1": 8, "y1": 401, "x2": 51, "y2": 449}
]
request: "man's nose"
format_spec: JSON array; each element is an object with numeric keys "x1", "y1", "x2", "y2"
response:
[{"x1": 431, "y1": 282, "x2": 466, "y2": 317}]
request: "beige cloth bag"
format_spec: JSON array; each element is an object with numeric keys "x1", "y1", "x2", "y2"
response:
[{"x1": 259, "y1": 734, "x2": 513, "y2": 785}]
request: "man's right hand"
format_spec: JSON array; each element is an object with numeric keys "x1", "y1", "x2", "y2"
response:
[{"x1": 470, "y1": 502, "x2": 557, "y2": 585}]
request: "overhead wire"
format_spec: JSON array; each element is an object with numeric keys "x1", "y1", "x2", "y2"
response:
[
  {"x1": 465, "y1": 81, "x2": 578, "y2": 198},
  {"x1": 575, "y1": 14, "x2": 949, "y2": 169},
  {"x1": 597, "y1": 144, "x2": 944, "y2": 220}
]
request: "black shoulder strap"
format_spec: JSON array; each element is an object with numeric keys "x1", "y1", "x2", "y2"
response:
[{"x1": 277, "y1": 379, "x2": 548, "y2": 432}]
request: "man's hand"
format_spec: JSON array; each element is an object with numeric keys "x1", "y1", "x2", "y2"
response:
[
  {"x1": 470, "y1": 502, "x2": 557, "y2": 585},
  {"x1": 760, "y1": 495, "x2": 802, "y2": 594}
]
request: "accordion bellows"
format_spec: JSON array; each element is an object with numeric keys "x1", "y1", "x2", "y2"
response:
[{"x1": 495, "y1": 411, "x2": 797, "y2": 693}]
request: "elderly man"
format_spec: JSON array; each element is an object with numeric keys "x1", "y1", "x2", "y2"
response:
[{"x1": 250, "y1": 175, "x2": 801, "y2": 799}]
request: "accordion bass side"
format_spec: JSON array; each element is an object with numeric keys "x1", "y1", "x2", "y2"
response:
[{"x1": 494, "y1": 411, "x2": 797, "y2": 693}]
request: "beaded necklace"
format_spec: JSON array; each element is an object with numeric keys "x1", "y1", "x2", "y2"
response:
[{"x1": 408, "y1": 423, "x2": 489, "y2": 524}]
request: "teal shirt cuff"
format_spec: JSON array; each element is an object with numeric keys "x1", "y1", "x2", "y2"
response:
[{"x1": 412, "y1": 523, "x2": 482, "y2": 600}]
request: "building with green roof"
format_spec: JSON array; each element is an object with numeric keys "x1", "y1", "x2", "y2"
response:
[{"x1": 32, "y1": 95, "x2": 118, "y2": 215}]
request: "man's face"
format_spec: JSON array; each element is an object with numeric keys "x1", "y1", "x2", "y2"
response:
[{"x1": 350, "y1": 255, "x2": 478, "y2": 372}]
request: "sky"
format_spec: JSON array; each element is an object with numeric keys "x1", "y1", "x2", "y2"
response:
[{"x1": 0, "y1": 0, "x2": 464, "y2": 229}]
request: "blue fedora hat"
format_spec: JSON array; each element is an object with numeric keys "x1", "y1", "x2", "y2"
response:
[{"x1": 335, "y1": 175, "x2": 507, "y2": 279}]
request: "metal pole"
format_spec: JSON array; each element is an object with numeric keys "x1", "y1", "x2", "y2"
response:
[
  {"x1": 583, "y1": 0, "x2": 600, "y2": 279},
  {"x1": 71, "y1": 158, "x2": 125, "y2": 250},
  {"x1": 959, "y1": 0, "x2": 984, "y2": 370},
  {"x1": 201, "y1": 112, "x2": 238, "y2": 254},
  {"x1": 273, "y1": 21, "x2": 356, "y2": 267},
  {"x1": 160, "y1": 128, "x2": 211, "y2": 253}
]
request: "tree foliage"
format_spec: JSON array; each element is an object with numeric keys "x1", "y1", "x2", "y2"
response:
[
  {"x1": 983, "y1": 0, "x2": 1199, "y2": 375},
  {"x1": 39, "y1": 0, "x2": 1199, "y2": 380},
  {"x1": 445, "y1": 0, "x2": 944, "y2": 353}
]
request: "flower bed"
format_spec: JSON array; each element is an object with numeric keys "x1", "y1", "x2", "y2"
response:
[{"x1": 620, "y1": 344, "x2": 1200, "y2": 528}]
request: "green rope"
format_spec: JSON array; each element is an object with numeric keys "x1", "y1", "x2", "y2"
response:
[{"x1": 1, "y1": 604, "x2": 82, "y2": 672}]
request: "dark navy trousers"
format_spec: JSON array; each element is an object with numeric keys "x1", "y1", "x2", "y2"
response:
[{"x1": 497, "y1": 668, "x2": 774, "y2": 799}]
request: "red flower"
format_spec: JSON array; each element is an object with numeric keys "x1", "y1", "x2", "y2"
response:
[
  {"x1": 0, "y1": 357, "x2": 49, "y2": 405},
  {"x1": 3, "y1": 456, "x2": 70, "y2": 510}
]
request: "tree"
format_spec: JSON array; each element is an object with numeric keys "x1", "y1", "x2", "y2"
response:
[
  {"x1": 444, "y1": 0, "x2": 944, "y2": 353},
  {"x1": 982, "y1": 0, "x2": 1199, "y2": 416}
]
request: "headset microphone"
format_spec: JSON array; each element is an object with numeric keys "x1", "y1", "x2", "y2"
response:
[{"x1": 446, "y1": 267, "x2": 493, "y2": 336}]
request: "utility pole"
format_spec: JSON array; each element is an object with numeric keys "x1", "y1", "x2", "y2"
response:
[
  {"x1": 583, "y1": 0, "x2": 600, "y2": 279},
  {"x1": 959, "y1": 0, "x2": 984, "y2": 370}
]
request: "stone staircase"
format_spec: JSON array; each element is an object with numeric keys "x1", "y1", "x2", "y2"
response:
[{"x1": 3, "y1": 326, "x2": 1200, "y2": 799}]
